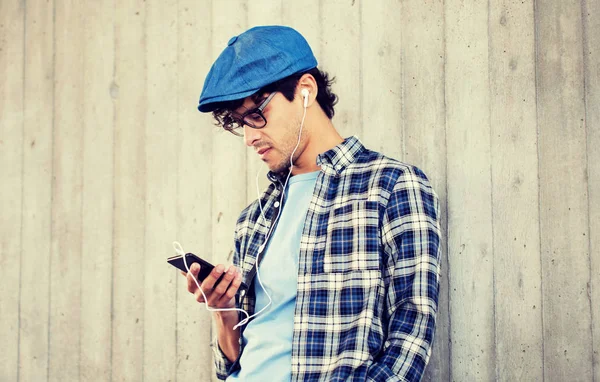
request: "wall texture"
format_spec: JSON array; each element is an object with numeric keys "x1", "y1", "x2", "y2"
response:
[{"x1": 0, "y1": 0, "x2": 598, "y2": 381}]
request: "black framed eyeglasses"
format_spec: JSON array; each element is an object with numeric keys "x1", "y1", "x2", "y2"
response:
[{"x1": 226, "y1": 92, "x2": 277, "y2": 136}]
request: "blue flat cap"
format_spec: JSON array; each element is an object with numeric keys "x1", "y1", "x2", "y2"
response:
[{"x1": 198, "y1": 25, "x2": 318, "y2": 113}]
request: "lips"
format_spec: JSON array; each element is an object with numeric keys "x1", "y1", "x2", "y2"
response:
[
  {"x1": 257, "y1": 147, "x2": 272, "y2": 160},
  {"x1": 256, "y1": 147, "x2": 270, "y2": 155}
]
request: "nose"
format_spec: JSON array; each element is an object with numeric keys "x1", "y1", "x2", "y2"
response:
[{"x1": 244, "y1": 125, "x2": 261, "y2": 147}]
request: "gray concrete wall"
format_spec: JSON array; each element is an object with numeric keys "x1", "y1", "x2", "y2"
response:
[{"x1": 0, "y1": 0, "x2": 598, "y2": 381}]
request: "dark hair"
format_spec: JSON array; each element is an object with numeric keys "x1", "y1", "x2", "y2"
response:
[{"x1": 211, "y1": 67, "x2": 338, "y2": 131}]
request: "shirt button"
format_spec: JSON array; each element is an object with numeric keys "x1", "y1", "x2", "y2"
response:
[{"x1": 274, "y1": 201, "x2": 280, "y2": 208}]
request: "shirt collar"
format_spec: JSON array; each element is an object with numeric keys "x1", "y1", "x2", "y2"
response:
[{"x1": 266, "y1": 136, "x2": 365, "y2": 183}]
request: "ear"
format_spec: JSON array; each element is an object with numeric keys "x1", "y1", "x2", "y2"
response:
[{"x1": 297, "y1": 73, "x2": 318, "y2": 108}]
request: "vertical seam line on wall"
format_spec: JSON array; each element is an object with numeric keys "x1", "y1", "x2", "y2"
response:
[
  {"x1": 532, "y1": 0, "x2": 546, "y2": 379},
  {"x1": 78, "y1": 1, "x2": 84, "y2": 378},
  {"x1": 400, "y1": 1, "x2": 405, "y2": 161},
  {"x1": 142, "y1": 4, "x2": 148, "y2": 381},
  {"x1": 580, "y1": 0, "x2": 595, "y2": 377},
  {"x1": 486, "y1": 1, "x2": 499, "y2": 380},
  {"x1": 110, "y1": 0, "x2": 117, "y2": 379},
  {"x1": 358, "y1": 0, "x2": 363, "y2": 140},
  {"x1": 47, "y1": 1, "x2": 56, "y2": 379},
  {"x1": 175, "y1": 0, "x2": 179, "y2": 377},
  {"x1": 442, "y1": 2, "x2": 453, "y2": 381},
  {"x1": 319, "y1": 0, "x2": 323, "y2": 66},
  {"x1": 209, "y1": 0, "x2": 215, "y2": 354},
  {"x1": 246, "y1": 0, "x2": 250, "y2": 203},
  {"x1": 245, "y1": 0, "x2": 252, "y2": 205},
  {"x1": 209, "y1": 0, "x2": 214, "y2": 368},
  {"x1": 17, "y1": 2, "x2": 27, "y2": 381},
  {"x1": 358, "y1": 0, "x2": 363, "y2": 143},
  {"x1": 206, "y1": 1, "x2": 216, "y2": 378},
  {"x1": 442, "y1": 0, "x2": 452, "y2": 379}
]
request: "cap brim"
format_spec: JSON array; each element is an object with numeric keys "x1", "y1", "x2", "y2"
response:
[{"x1": 198, "y1": 87, "x2": 260, "y2": 113}]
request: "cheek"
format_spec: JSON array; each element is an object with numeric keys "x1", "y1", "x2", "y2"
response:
[{"x1": 264, "y1": 110, "x2": 301, "y2": 149}]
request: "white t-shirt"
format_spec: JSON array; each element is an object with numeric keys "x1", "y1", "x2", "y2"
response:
[{"x1": 228, "y1": 171, "x2": 320, "y2": 381}]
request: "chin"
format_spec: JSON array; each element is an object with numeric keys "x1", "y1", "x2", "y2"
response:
[{"x1": 268, "y1": 162, "x2": 290, "y2": 174}]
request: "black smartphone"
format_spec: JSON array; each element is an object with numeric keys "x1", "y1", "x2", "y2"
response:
[{"x1": 167, "y1": 252, "x2": 248, "y2": 294}]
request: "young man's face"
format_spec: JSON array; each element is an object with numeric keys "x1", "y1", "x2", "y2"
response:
[{"x1": 235, "y1": 92, "x2": 307, "y2": 174}]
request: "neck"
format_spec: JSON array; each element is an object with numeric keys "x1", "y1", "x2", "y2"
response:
[{"x1": 290, "y1": 111, "x2": 344, "y2": 176}]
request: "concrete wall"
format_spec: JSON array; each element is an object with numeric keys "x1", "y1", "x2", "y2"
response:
[{"x1": 1, "y1": 0, "x2": 598, "y2": 380}]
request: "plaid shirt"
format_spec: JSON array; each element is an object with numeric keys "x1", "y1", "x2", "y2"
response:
[{"x1": 212, "y1": 136, "x2": 441, "y2": 381}]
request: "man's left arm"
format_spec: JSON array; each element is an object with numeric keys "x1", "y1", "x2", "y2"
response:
[{"x1": 368, "y1": 168, "x2": 442, "y2": 382}]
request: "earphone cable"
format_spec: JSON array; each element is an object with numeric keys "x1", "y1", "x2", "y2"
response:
[{"x1": 240, "y1": 95, "x2": 309, "y2": 327}]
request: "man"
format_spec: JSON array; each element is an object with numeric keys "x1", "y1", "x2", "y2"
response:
[{"x1": 184, "y1": 25, "x2": 441, "y2": 381}]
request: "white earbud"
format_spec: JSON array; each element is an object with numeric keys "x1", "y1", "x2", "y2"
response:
[{"x1": 301, "y1": 89, "x2": 309, "y2": 108}]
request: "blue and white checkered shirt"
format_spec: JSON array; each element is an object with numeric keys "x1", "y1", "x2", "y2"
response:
[{"x1": 212, "y1": 136, "x2": 442, "y2": 381}]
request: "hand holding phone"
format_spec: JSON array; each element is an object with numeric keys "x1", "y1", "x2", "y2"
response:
[{"x1": 167, "y1": 253, "x2": 248, "y2": 307}]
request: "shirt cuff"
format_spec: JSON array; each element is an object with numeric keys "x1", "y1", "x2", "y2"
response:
[{"x1": 211, "y1": 337, "x2": 234, "y2": 380}]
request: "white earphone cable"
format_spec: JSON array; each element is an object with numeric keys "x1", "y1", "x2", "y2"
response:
[
  {"x1": 175, "y1": 91, "x2": 309, "y2": 331},
  {"x1": 239, "y1": 92, "x2": 308, "y2": 327}
]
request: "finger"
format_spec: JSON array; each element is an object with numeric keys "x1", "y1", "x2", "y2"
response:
[
  {"x1": 212, "y1": 266, "x2": 236, "y2": 297},
  {"x1": 199, "y1": 264, "x2": 225, "y2": 291},
  {"x1": 222, "y1": 271, "x2": 243, "y2": 302},
  {"x1": 190, "y1": 262, "x2": 200, "y2": 276},
  {"x1": 194, "y1": 288, "x2": 206, "y2": 304},
  {"x1": 204, "y1": 265, "x2": 231, "y2": 306},
  {"x1": 186, "y1": 263, "x2": 201, "y2": 293}
]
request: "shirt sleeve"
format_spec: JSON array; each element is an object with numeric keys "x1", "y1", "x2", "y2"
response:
[
  {"x1": 367, "y1": 167, "x2": 442, "y2": 382},
  {"x1": 211, "y1": 224, "x2": 244, "y2": 380},
  {"x1": 211, "y1": 337, "x2": 235, "y2": 380}
]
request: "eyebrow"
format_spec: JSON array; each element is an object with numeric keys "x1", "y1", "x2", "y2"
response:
[
  {"x1": 231, "y1": 105, "x2": 257, "y2": 120},
  {"x1": 251, "y1": 93, "x2": 267, "y2": 105},
  {"x1": 236, "y1": 97, "x2": 267, "y2": 117}
]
